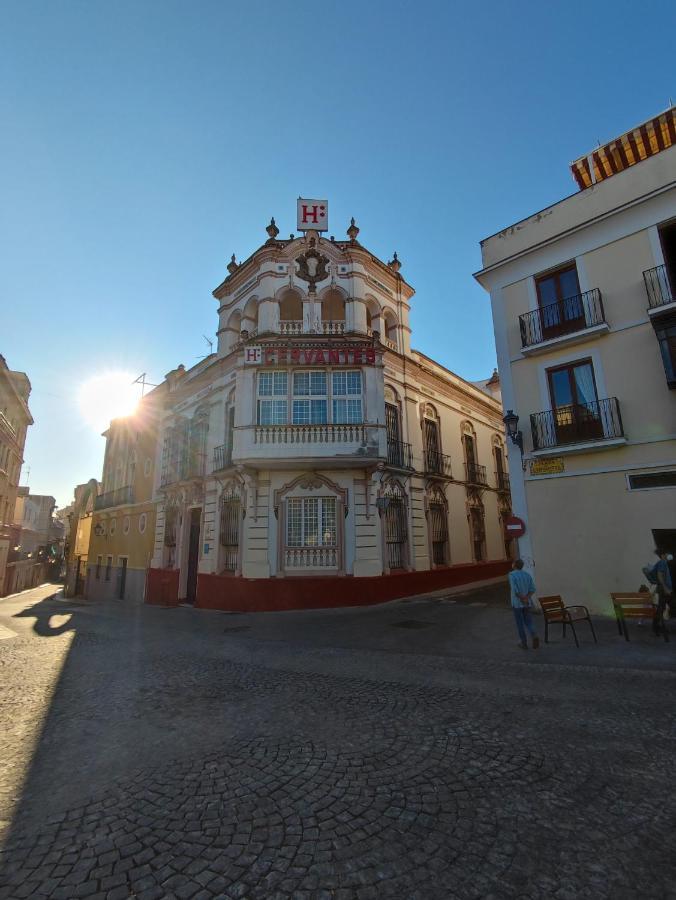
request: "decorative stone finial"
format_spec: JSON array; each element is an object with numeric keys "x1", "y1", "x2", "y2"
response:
[
  {"x1": 266, "y1": 217, "x2": 279, "y2": 240},
  {"x1": 227, "y1": 254, "x2": 239, "y2": 274},
  {"x1": 388, "y1": 252, "x2": 401, "y2": 273},
  {"x1": 347, "y1": 217, "x2": 360, "y2": 242}
]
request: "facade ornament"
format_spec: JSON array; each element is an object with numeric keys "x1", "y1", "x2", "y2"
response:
[
  {"x1": 388, "y1": 252, "x2": 402, "y2": 273},
  {"x1": 227, "y1": 254, "x2": 239, "y2": 274},
  {"x1": 347, "y1": 217, "x2": 360, "y2": 242},
  {"x1": 266, "y1": 217, "x2": 279, "y2": 241},
  {"x1": 294, "y1": 247, "x2": 330, "y2": 295}
]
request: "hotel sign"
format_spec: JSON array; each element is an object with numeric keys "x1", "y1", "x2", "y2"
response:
[
  {"x1": 244, "y1": 345, "x2": 376, "y2": 366},
  {"x1": 530, "y1": 457, "x2": 565, "y2": 476},
  {"x1": 297, "y1": 198, "x2": 328, "y2": 232}
]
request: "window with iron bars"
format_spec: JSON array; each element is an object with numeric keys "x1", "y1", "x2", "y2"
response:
[
  {"x1": 219, "y1": 492, "x2": 241, "y2": 571},
  {"x1": 429, "y1": 501, "x2": 448, "y2": 566}
]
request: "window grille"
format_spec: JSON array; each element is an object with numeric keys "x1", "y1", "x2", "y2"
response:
[
  {"x1": 219, "y1": 491, "x2": 241, "y2": 571},
  {"x1": 284, "y1": 496, "x2": 338, "y2": 569},
  {"x1": 429, "y1": 501, "x2": 448, "y2": 566},
  {"x1": 469, "y1": 506, "x2": 486, "y2": 562}
]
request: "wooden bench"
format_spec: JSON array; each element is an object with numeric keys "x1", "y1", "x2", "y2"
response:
[
  {"x1": 611, "y1": 592, "x2": 669, "y2": 642},
  {"x1": 539, "y1": 595, "x2": 597, "y2": 648}
]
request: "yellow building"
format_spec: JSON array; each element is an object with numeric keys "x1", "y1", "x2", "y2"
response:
[
  {"x1": 476, "y1": 107, "x2": 676, "y2": 612},
  {"x1": 86, "y1": 388, "x2": 164, "y2": 602},
  {"x1": 63, "y1": 480, "x2": 98, "y2": 596}
]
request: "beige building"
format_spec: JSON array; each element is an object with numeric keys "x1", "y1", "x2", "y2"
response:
[
  {"x1": 476, "y1": 107, "x2": 676, "y2": 613},
  {"x1": 0, "y1": 355, "x2": 33, "y2": 596},
  {"x1": 146, "y1": 206, "x2": 512, "y2": 611}
]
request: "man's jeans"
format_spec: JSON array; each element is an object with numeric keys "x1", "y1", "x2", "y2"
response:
[{"x1": 513, "y1": 607, "x2": 537, "y2": 644}]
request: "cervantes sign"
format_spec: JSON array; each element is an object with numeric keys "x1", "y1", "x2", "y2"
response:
[{"x1": 244, "y1": 345, "x2": 376, "y2": 366}]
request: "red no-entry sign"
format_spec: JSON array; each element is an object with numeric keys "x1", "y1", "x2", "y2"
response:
[{"x1": 504, "y1": 515, "x2": 526, "y2": 538}]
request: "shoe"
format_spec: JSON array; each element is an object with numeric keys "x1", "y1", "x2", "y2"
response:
[
  {"x1": 519, "y1": 641, "x2": 528, "y2": 650},
  {"x1": 532, "y1": 636, "x2": 540, "y2": 649}
]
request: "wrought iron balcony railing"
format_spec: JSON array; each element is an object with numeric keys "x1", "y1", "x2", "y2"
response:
[
  {"x1": 386, "y1": 439, "x2": 413, "y2": 469},
  {"x1": 213, "y1": 444, "x2": 232, "y2": 471},
  {"x1": 465, "y1": 462, "x2": 487, "y2": 485},
  {"x1": 424, "y1": 449, "x2": 453, "y2": 477},
  {"x1": 643, "y1": 264, "x2": 674, "y2": 309},
  {"x1": 496, "y1": 471, "x2": 510, "y2": 492},
  {"x1": 530, "y1": 397, "x2": 624, "y2": 451},
  {"x1": 94, "y1": 485, "x2": 134, "y2": 510},
  {"x1": 519, "y1": 289, "x2": 605, "y2": 348}
]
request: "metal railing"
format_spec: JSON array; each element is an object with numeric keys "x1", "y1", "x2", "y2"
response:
[
  {"x1": 643, "y1": 264, "x2": 674, "y2": 309},
  {"x1": 530, "y1": 397, "x2": 624, "y2": 450},
  {"x1": 254, "y1": 423, "x2": 365, "y2": 444},
  {"x1": 424, "y1": 449, "x2": 453, "y2": 477},
  {"x1": 496, "y1": 471, "x2": 510, "y2": 492},
  {"x1": 465, "y1": 462, "x2": 487, "y2": 485},
  {"x1": 387, "y1": 439, "x2": 413, "y2": 469},
  {"x1": 94, "y1": 485, "x2": 134, "y2": 510},
  {"x1": 519, "y1": 289, "x2": 605, "y2": 347},
  {"x1": 213, "y1": 444, "x2": 232, "y2": 471}
]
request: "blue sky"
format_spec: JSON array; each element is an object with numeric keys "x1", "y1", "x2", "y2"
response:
[{"x1": 1, "y1": 0, "x2": 674, "y2": 509}]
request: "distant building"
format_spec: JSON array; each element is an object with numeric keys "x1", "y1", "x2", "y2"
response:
[
  {"x1": 0, "y1": 355, "x2": 33, "y2": 596},
  {"x1": 475, "y1": 107, "x2": 676, "y2": 611},
  {"x1": 143, "y1": 207, "x2": 512, "y2": 611},
  {"x1": 63, "y1": 480, "x2": 99, "y2": 596},
  {"x1": 5, "y1": 490, "x2": 61, "y2": 593},
  {"x1": 86, "y1": 392, "x2": 164, "y2": 603}
]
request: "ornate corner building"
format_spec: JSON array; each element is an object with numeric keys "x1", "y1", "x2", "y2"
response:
[{"x1": 133, "y1": 206, "x2": 513, "y2": 610}]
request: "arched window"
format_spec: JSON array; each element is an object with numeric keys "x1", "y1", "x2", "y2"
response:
[
  {"x1": 385, "y1": 385, "x2": 408, "y2": 467},
  {"x1": 423, "y1": 405, "x2": 443, "y2": 475},
  {"x1": 462, "y1": 423, "x2": 485, "y2": 485},
  {"x1": 427, "y1": 486, "x2": 449, "y2": 567},
  {"x1": 467, "y1": 497, "x2": 486, "y2": 562},
  {"x1": 382, "y1": 479, "x2": 408, "y2": 571},
  {"x1": 279, "y1": 289, "x2": 303, "y2": 322},
  {"x1": 219, "y1": 483, "x2": 242, "y2": 573}
]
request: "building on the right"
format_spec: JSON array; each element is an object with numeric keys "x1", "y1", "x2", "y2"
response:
[{"x1": 475, "y1": 106, "x2": 676, "y2": 613}]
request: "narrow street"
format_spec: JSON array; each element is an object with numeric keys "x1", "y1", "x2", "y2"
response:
[{"x1": 0, "y1": 584, "x2": 674, "y2": 899}]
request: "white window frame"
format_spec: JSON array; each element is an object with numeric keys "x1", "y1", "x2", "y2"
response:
[
  {"x1": 286, "y1": 496, "x2": 337, "y2": 549},
  {"x1": 256, "y1": 369, "x2": 363, "y2": 426}
]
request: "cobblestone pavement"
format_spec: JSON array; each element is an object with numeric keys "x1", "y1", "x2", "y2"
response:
[{"x1": 1, "y1": 584, "x2": 675, "y2": 899}]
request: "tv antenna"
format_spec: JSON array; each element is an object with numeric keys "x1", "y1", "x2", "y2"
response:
[
  {"x1": 203, "y1": 335, "x2": 214, "y2": 354},
  {"x1": 133, "y1": 373, "x2": 159, "y2": 397}
]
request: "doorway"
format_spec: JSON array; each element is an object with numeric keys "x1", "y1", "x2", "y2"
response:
[
  {"x1": 652, "y1": 528, "x2": 676, "y2": 589},
  {"x1": 117, "y1": 557, "x2": 128, "y2": 600},
  {"x1": 186, "y1": 507, "x2": 202, "y2": 604}
]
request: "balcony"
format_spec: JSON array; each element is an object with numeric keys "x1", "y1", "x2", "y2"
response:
[
  {"x1": 530, "y1": 397, "x2": 625, "y2": 453},
  {"x1": 254, "y1": 423, "x2": 365, "y2": 445},
  {"x1": 213, "y1": 444, "x2": 232, "y2": 471},
  {"x1": 519, "y1": 289, "x2": 607, "y2": 354},
  {"x1": 283, "y1": 546, "x2": 338, "y2": 570},
  {"x1": 160, "y1": 455, "x2": 206, "y2": 487},
  {"x1": 424, "y1": 449, "x2": 453, "y2": 478},
  {"x1": 278, "y1": 320, "x2": 345, "y2": 336},
  {"x1": 94, "y1": 485, "x2": 134, "y2": 510},
  {"x1": 236, "y1": 422, "x2": 383, "y2": 468},
  {"x1": 643, "y1": 264, "x2": 675, "y2": 314},
  {"x1": 465, "y1": 462, "x2": 487, "y2": 485},
  {"x1": 386, "y1": 439, "x2": 413, "y2": 469},
  {"x1": 496, "y1": 471, "x2": 510, "y2": 492}
]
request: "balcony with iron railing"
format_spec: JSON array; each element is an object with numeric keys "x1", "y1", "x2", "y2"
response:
[
  {"x1": 465, "y1": 462, "x2": 487, "y2": 485},
  {"x1": 278, "y1": 320, "x2": 346, "y2": 336},
  {"x1": 643, "y1": 264, "x2": 675, "y2": 312},
  {"x1": 94, "y1": 485, "x2": 134, "y2": 510},
  {"x1": 386, "y1": 439, "x2": 413, "y2": 469},
  {"x1": 160, "y1": 454, "x2": 206, "y2": 487},
  {"x1": 530, "y1": 397, "x2": 625, "y2": 452},
  {"x1": 424, "y1": 449, "x2": 453, "y2": 478},
  {"x1": 212, "y1": 444, "x2": 232, "y2": 471},
  {"x1": 496, "y1": 471, "x2": 510, "y2": 492},
  {"x1": 236, "y1": 422, "x2": 384, "y2": 467},
  {"x1": 519, "y1": 289, "x2": 607, "y2": 352}
]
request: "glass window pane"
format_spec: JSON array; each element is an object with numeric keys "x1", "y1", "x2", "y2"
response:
[
  {"x1": 273, "y1": 372, "x2": 288, "y2": 395},
  {"x1": 258, "y1": 372, "x2": 272, "y2": 396},
  {"x1": 346, "y1": 371, "x2": 361, "y2": 394},
  {"x1": 287, "y1": 498, "x2": 302, "y2": 546},
  {"x1": 559, "y1": 267, "x2": 579, "y2": 300},
  {"x1": 572, "y1": 363, "x2": 597, "y2": 406},
  {"x1": 304, "y1": 497, "x2": 319, "y2": 546},
  {"x1": 321, "y1": 498, "x2": 337, "y2": 545},
  {"x1": 309, "y1": 371, "x2": 327, "y2": 395},
  {"x1": 310, "y1": 400, "x2": 327, "y2": 423},
  {"x1": 293, "y1": 400, "x2": 310, "y2": 424},
  {"x1": 293, "y1": 372, "x2": 309, "y2": 396},
  {"x1": 537, "y1": 276, "x2": 558, "y2": 307},
  {"x1": 549, "y1": 369, "x2": 573, "y2": 407}
]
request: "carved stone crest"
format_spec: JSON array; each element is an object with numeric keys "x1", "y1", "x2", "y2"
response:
[{"x1": 295, "y1": 245, "x2": 330, "y2": 294}]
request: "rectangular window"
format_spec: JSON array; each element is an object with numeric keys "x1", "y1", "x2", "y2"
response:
[
  {"x1": 535, "y1": 263, "x2": 584, "y2": 337},
  {"x1": 332, "y1": 370, "x2": 362, "y2": 423},
  {"x1": 628, "y1": 471, "x2": 676, "y2": 490},
  {"x1": 655, "y1": 322, "x2": 676, "y2": 386},
  {"x1": 293, "y1": 371, "x2": 328, "y2": 424},
  {"x1": 286, "y1": 497, "x2": 337, "y2": 547},
  {"x1": 95, "y1": 556, "x2": 102, "y2": 580},
  {"x1": 105, "y1": 556, "x2": 112, "y2": 581},
  {"x1": 257, "y1": 371, "x2": 288, "y2": 425}
]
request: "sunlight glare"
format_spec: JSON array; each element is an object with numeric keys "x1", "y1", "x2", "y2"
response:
[{"x1": 78, "y1": 371, "x2": 141, "y2": 432}]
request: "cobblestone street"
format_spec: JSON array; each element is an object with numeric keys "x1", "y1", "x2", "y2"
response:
[{"x1": 0, "y1": 583, "x2": 675, "y2": 899}]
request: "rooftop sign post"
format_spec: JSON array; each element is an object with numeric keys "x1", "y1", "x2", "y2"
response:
[{"x1": 297, "y1": 198, "x2": 328, "y2": 232}]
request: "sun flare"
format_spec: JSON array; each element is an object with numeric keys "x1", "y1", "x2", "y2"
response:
[{"x1": 78, "y1": 371, "x2": 141, "y2": 432}]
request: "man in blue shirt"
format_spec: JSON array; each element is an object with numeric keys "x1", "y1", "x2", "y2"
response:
[{"x1": 508, "y1": 559, "x2": 539, "y2": 650}]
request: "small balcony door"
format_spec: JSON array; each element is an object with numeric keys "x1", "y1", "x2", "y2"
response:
[
  {"x1": 536, "y1": 265, "x2": 584, "y2": 340},
  {"x1": 547, "y1": 360, "x2": 603, "y2": 444},
  {"x1": 423, "y1": 419, "x2": 441, "y2": 472},
  {"x1": 386, "y1": 403, "x2": 402, "y2": 466},
  {"x1": 660, "y1": 221, "x2": 676, "y2": 297}
]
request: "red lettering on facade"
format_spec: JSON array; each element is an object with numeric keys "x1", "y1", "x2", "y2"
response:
[
  {"x1": 264, "y1": 348, "x2": 277, "y2": 365},
  {"x1": 290, "y1": 348, "x2": 301, "y2": 363},
  {"x1": 365, "y1": 348, "x2": 376, "y2": 365},
  {"x1": 302, "y1": 204, "x2": 319, "y2": 224},
  {"x1": 328, "y1": 349, "x2": 340, "y2": 365},
  {"x1": 352, "y1": 348, "x2": 363, "y2": 364}
]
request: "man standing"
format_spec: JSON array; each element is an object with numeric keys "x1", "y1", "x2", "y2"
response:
[
  {"x1": 508, "y1": 559, "x2": 539, "y2": 650},
  {"x1": 652, "y1": 549, "x2": 673, "y2": 637}
]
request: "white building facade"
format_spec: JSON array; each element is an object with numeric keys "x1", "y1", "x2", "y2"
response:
[{"x1": 147, "y1": 211, "x2": 511, "y2": 610}]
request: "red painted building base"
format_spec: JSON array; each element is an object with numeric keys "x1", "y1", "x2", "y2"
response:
[{"x1": 144, "y1": 560, "x2": 511, "y2": 613}]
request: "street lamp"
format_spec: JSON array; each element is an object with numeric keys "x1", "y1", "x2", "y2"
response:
[{"x1": 503, "y1": 409, "x2": 523, "y2": 453}]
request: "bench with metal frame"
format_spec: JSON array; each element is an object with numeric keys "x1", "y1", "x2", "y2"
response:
[
  {"x1": 539, "y1": 595, "x2": 597, "y2": 648},
  {"x1": 611, "y1": 592, "x2": 669, "y2": 643}
]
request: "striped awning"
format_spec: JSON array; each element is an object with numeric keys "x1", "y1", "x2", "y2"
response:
[{"x1": 570, "y1": 106, "x2": 676, "y2": 190}]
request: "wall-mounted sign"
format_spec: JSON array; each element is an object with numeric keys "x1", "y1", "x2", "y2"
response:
[
  {"x1": 297, "y1": 198, "x2": 328, "y2": 232},
  {"x1": 244, "y1": 345, "x2": 376, "y2": 366},
  {"x1": 503, "y1": 515, "x2": 526, "y2": 539},
  {"x1": 530, "y1": 457, "x2": 565, "y2": 476}
]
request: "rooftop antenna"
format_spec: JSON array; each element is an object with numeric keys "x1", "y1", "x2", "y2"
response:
[
  {"x1": 203, "y1": 335, "x2": 214, "y2": 354},
  {"x1": 133, "y1": 373, "x2": 159, "y2": 397}
]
